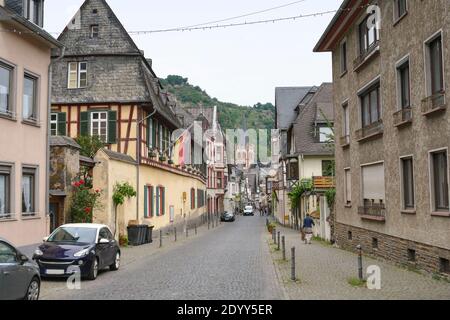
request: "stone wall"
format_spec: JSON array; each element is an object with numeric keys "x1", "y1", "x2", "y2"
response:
[{"x1": 335, "y1": 223, "x2": 450, "y2": 277}]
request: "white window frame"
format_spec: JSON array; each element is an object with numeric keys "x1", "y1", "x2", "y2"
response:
[
  {"x1": 90, "y1": 25, "x2": 99, "y2": 38},
  {"x1": 0, "y1": 59, "x2": 16, "y2": 118},
  {"x1": 428, "y1": 147, "x2": 450, "y2": 213},
  {"x1": 357, "y1": 75, "x2": 382, "y2": 129},
  {"x1": 423, "y1": 30, "x2": 445, "y2": 98},
  {"x1": 342, "y1": 100, "x2": 350, "y2": 137},
  {"x1": 0, "y1": 163, "x2": 14, "y2": 219},
  {"x1": 78, "y1": 62, "x2": 87, "y2": 88},
  {"x1": 344, "y1": 167, "x2": 352, "y2": 206},
  {"x1": 50, "y1": 113, "x2": 58, "y2": 136},
  {"x1": 90, "y1": 111, "x2": 108, "y2": 142},
  {"x1": 340, "y1": 38, "x2": 348, "y2": 75},
  {"x1": 395, "y1": 54, "x2": 411, "y2": 110},
  {"x1": 21, "y1": 165, "x2": 38, "y2": 216},
  {"x1": 67, "y1": 62, "x2": 88, "y2": 89},
  {"x1": 360, "y1": 160, "x2": 385, "y2": 204},
  {"x1": 399, "y1": 155, "x2": 416, "y2": 211},
  {"x1": 22, "y1": 72, "x2": 39, "y2": 122}
]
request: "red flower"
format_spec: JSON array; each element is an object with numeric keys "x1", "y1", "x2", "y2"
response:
[
  {"x1": 79, "y1": 180, "x2": 85, "y2": 185},
  {"x1": 84, "y1": 207, "x2": 92, "y2": 214},
  {"x1": 95, "y1": 189, "x2": 100, "y2": 193}
]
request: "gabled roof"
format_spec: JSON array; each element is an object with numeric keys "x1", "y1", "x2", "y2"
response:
[
  {"x1": 49, "y1": 136, "x2": 81, "y2": 149},
  {"x1": 275, "y1": 87, "x2": 312, "y2": 130},
  {"x1": 99, "y1": 148, "x2": 136, "y2": 165},
  {"x1": 293, "y1": 83, "x2": 334, "y2": 156},
  {"x1": 314, "y1": 0, "x2": 368, "y2": 52}
]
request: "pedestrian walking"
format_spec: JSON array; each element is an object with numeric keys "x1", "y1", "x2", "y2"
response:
[{"x1": 302, "y1": 214, "x2": 315, "y2": 245}]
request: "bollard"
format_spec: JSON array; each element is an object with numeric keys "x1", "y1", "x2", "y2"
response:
[
  {"x1": 291, "y1": 247, "x2": 296, "y2": 281},
  {"x1": 357, "y1": 245, "x2": 363, "y2": 280},
  {"x1": 277, "y1": 232, "x2": 281, "y2": 251},
  {"x1": 195, "y1": 223, "x2": 197, "y2": 235},
  {"x1": 174, "y1": 227, "x2": 177, "y2": 242},
  {"x1": 282, "y1": 236, "x2": 286, "y2": 260},
  {"x1": 159, "y1": 229, "x2": 162, "y2": 248}
]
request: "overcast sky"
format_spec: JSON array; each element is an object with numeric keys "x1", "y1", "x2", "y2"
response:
[{"x1": 44, "y1": 0, "x2": 341, "y2": 106}]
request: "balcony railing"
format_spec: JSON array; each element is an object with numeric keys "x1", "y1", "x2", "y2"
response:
[
  {"x1": 313, "y1": 176, "x2": 335, "y2": 189},
  {"x1": 339, "y1": 135, "x2": 350, "y2": 147},
  {"x1": 421, "y1": 91, "x2": 446, "y2": 115},
  {"x1": 358, "y1": 203, "x2": 386, "y2": 221},
  {"x1": 355, "y1": 120, "x2": 384, "y2": 142},
  {"x1": 393, "y1": 107, "x2": 412, "y2": 127},
  {"x1": 353, "y1": 40, "x2": 380, "y2": 71}
]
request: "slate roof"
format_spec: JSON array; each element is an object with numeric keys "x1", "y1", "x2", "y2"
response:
[
  {"x1": 51, "y1": 0, "x2": 181, "y2": 128},
  {"x1": 275, "y1": 87, "x2": 312, "y2": 130},
  {"x1": 49, "y1": 136, "x2": 81, "y2": 149},
  {"x1": 292, "y1": 83, "x2": 334, "y2": 156},
  {"x1": 101, "y1": 148, "x2": 136, "y2": 164}
]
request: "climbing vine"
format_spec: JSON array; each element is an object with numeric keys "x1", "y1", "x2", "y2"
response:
[{"x1": 288, "y1": 179, "x2": 313, "y2": 209}]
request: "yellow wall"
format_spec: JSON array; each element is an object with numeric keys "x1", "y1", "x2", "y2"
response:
[{"x1": 299, "y1": 155, "x2": 334, "y2": 180}]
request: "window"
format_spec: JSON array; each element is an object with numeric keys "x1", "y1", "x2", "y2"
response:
[
  {"x1": 362, "y1": 163, "x2": 385, "y2": 204},
  {"x1": 344, "y1": 168, "x2": 352, "y2": 205},
  {"x1": 340, "y1": 40, "x2": 347, "y2": 74},
  {"x1": 67, "y1": 62, "x2": 87, "y2": 89},
  {"x1": 440, "y1": 258, "x2": 450, "y2": 274},
  {"x1": 342, "y1": 102, "x2": 349, "y2": 137},
  {"x1": 426, "y1": 34, "x2": 444, "y2": 95},
  {"x1": 394, "y1": 0, "x2": 407, "y2": 20},
  {"x1": 359, "y1": 14, "x2": 379, "y2": 55},
  {"x1": 217, "y1": 173, "x2": 223, "y2": 189},
  {"x1": 0, "y1": 165, "x2": 11, "y2": 218},
  {"x1": 430, "y1": 150, "x2": 449, "y2": 212},
  {"x1": 0, "y1": 63, "x2": 12, "y2": 116},
  {"x1": 23, "y1": 74, "x2": 37, "y2": 121},
  {"x1": 360, "y1": 82, "x2": 381, "y2": 127},
  {"x1": 197, "y1": 189, "x2": 205, "y2": 207},
  {"x1": 347, "y1": 231, "x2": 353, "y2": 240},
  {"x1": 322, "y1": 160, "x2": 333, "y2": 176},
  {"x1": 144, "y1": 185, "x2": 154, "y2": 218},
  {"x1": 92, "y1": 9, "x2": 98, "y2": 14},
  {"x1": 401, "y1": 157, "x2": 415, "y2": 210},
  {"x1": 50, "y1": 113, "x2": 58, "y2": 136},
  {"x1": 397, "y1": 60, "x2": 410, "y2": 109},
  {"x1": 24, "y1": 0, "x2": 43, "y2": 26},
  {"x1": 22, "y1": 167, "x2": 36, "y2": 215},
  {"x1": 90, "y1": 111, "x2": 108, "y2": 142},
  {"x1": 158, "y1": 186, "x2": 165, "y2": 216},
  {"x1": 215, "y1": 145, "x2": 222, "y2": 163},
  {"x1": 90, "y1": 25, "x2": 99, "y2": 38},
  {"x1": 0, "y1": 242, "x2": 18, "y2": 264},
  {"x1": 372, "y1": 238, "x2": 379, "y2": 249},
  {"x1": 159, "y1": 124, "x2": 163, "y2": 152},
  {"x1": 407, "y1": 249, "x2": 416, "y2": 262},
  {"x1": 319, "y1": 126, "x2": 333, "y2": 143},
  {"x1": 191, "y1": 188, "x2": 196, "y2": 209}
]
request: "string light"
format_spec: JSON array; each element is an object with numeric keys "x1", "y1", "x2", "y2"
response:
[{"x1": 0, "y1": 4, "x2": 373, "y2": 36}]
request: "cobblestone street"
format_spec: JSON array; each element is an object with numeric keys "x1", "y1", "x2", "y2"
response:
[
  {"x1": 268, "y1": 224, "x2": 450, "y2": 300},
  {"x1": 40, "y1": 215, "x2": 284, "y2": 300}
]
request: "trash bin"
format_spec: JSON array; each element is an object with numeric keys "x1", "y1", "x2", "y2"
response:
[
  {"x1": 127, "y1": 225, "x2": 141, "y2": 246},
  {"x1": 137, "y1": 225, "x2": 146, "y2": 245},
  {"x1": 145, "y1": 226, "x2": 154, "y2": 244}
]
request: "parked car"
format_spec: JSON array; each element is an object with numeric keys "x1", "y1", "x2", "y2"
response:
[
  {"x1": 221, "y1": 212, "x2": 235, "y2": 222},
  {"x1": 243, "y1": 205, "x2": 254, "y2": 216},
  {"x1": 0, "y1": 238, "x2": 41, "y2": 300},
  {"x1": 33, "y1": 224, "x2": 121, "y2": 281}
]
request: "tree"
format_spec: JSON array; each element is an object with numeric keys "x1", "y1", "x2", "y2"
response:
[
  {"x1": 75, "y1": 135, "x2": 105, "y2": 158},
  {"x1": 112, "y1": 182, "x2": 137, "y2": 236}
]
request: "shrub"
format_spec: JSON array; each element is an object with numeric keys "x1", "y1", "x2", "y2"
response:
[{"x1": 70, "y1": 178, "x2": 102, "y2": 223}]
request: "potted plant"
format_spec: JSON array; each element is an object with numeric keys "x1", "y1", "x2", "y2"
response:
[
  {"x1": 159, "y1": 154, "x2": 167, "y2": 162},
  {"x1": 168, "y1": 159, "x2": 174, "y2": 165},
  {"x1": 148, "y1": 149, "x2": 157, "y2": 158}
]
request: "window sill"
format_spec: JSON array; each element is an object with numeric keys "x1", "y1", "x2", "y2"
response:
[
  {"x1": 360, "y1": 215, "x2": 386, "y2": 222},
  {"x1": 344, "y1": 204, "x2": 352, "y2": 208},
  {"x1": 21, "y1": 214, "x2": 41, "y2": 220},
  {"x1": 339, "y1": 70, "x2": 348, "y2": 78},
  {"x1": 401, "y1": 209, "x2": 416, "y2": 215},
  {"x1": 431, "y1": 212, "x2": 450, "y2": 218},
  {"x1": 0, "y1": 217, "x2": 18, "y2": 223},
  {"x1": 0, "y1": 112, "x2": 17, "y2": 122},
  {"x1": 393, "y1": 12, "x2": 408, "y2": 27},
  {"x1": 353, "y1": 45, "x2": 380, "y2": 73},
  {"x1": 22, "y1": 119, "x2": 41, "y2": 128}
]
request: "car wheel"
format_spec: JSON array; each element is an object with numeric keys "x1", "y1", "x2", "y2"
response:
[
  {"x1": 24, "y1": 277, "x2": 40, "y2": 300},
  {"x1": 87, "y1": 257, "x2": 99, "y2": 281},
  {"x1": 110, "y1": 252, "x2": 120, "y2": 271}
]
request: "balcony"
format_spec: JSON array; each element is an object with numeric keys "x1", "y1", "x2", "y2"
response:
[
  {"x1": 421, "y1": 91, "x2": 446, "y2": 116},
  {"x1": 313, "y1": 176, "x2": 335, "y2": 189},
  {"x1": 339, "y1": 135, "x2": 350, "y2": 148},
  {"x1": 355, "y1": 120, "x2": 384, "y2": 142},
  {"x1": 358, "y1": 203, "x2": 386, "y2": 222},
  {"x1": 353, "y1": 40, "x2": 380, "y2": 72},
  {"x1": 393, "y1": 107, "x2": 412, "y2": 127}
]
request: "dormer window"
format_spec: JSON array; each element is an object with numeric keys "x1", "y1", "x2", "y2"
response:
[
  {"x1": 23, "y1": 0, "x2": 44, "y2": 27},
  {"x1": 90, "y1": 25, "x2": 99, "y2": 38}
]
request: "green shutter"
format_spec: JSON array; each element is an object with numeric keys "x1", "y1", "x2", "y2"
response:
[
  {"x1": 161, "y1": 187, "x2": 165, "y2": 215},
  {"x1": 79, "y1": 111, "x2": 89, "y2": 136},
  {"x1": 144, "y1": 185, "x2": 148, "y2": 218},
  {"x1": 156, "y1": 187, "x2": 160, "y2": 216},
  {"x1": 150, "y1": 186, "x2": 154, "y2": 217},
  {"x1": 152, "y1": 120, "x2": 157, "y2": 149},
  {"x1": 107, "y1": 111, "x2": 117, "y2": 144},
  {"x1": 57, "y1": 112, "x2": 67, "y2": 136},
  {"x1": 146, "y1": 118, "x2": 151, "y2": 148}
]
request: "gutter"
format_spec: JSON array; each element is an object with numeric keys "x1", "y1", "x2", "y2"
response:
[{"x1": 46, "y1": 46, "x2": 65, "y2": 229}]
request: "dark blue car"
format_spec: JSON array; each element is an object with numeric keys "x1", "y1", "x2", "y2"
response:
[{"x1": 33, "y1": 224, "x2": 121, "y2": 281}]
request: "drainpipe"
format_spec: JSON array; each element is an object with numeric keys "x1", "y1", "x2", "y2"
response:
[
  {"x1": 46, "y1": 46, "x2": 65, "y2": 230},
  {"x1": 136, "y1": 107, "x2": 157, "y2": 222}
]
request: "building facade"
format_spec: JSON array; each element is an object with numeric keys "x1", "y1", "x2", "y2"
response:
[
  {"x1": 50, "y1": 0, "x2": 207, "y2": 235},
  {"x1": 315, "y1": 0, "x2": 450, "y2": 275},
  {"x1": 0, "y1": 0, "x2": 61, "y2": 247}
]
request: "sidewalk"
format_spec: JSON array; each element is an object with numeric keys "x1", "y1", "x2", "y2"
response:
[{"x1": 267, "y1": 224, "x2": 450, "y2": 300}]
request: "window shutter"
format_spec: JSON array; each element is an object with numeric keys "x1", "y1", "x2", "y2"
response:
[
  {"x1": 144, "y1": 185, "x2": 148, "y2": 218},
  {"x1": 152, "y1": 120, "x2": 157, "y2": 149},
  {"x1": 107, "y1": 111, "x2": 117, "y2": 144},
  {"x1": 161, "y1": 187, "x2": 165, "y2": 215},
  {"x1": 150, "y1": 186, "x2": 154, "y2": 217},
  {"x1": 57, "y1": 112, "x2": 67, "y2": 136},
  {"x1": 146, "y1": 118, "x2": 151, "y2": 148},
  {"x1": 79, "y1": 111, "x2": 89, "y2": 136},
  {"x1": 156, "y1": 187, "x2": 160, "y2": 216}
]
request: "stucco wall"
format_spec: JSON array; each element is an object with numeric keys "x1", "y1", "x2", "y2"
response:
[
  {"x1": 299, "y1": 156, "x2": 334, "y2": 179},
  {"x1": 0, "y1": 21, "x2": 52, "y2": 247},
  {"x1": 332, "y1": 1, "x2": 450, "y2": 250}
]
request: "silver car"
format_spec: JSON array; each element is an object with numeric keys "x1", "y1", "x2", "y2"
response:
[{"x1": 0, "y1": 238, "x2": 41, "y2": 300}]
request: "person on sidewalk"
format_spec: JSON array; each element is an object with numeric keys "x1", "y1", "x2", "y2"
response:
[{"x1": 302, "y1": 214, "x2": 315, "y2": 245}]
